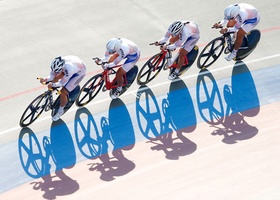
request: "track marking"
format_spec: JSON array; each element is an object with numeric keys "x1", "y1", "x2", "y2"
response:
[
  {"x1": 1, "y1": 26, "x2": 280, "y2": 103},
  {"x1": 1, "y1": 54, "x2": 280, "y2": 136}
]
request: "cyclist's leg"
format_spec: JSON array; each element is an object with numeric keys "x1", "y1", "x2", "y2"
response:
[
  {"x1": 177, "y1": 48, "x2": 189, "y2": 71},
  {"x1": 116, "y1": 67, "x2": 126, "y2": 88},
  {"x1": 59, "y1": 88, "x2": 69, "y2": 108},
  {"x1": 234, "y1": 29, "x2": 247, "y2": 51},
  {"x1": 235, "y1": 16, "x2": 260, "y2": 51},
  {"x1": 60, "y1": 75, "x2": 84, "y2": 110},
  {"x1": 179, "y1": 35, "x2": 199, "y2": 70},
  {"x1": 121, "y1": 51, "x2": 140, "y2": 86}
]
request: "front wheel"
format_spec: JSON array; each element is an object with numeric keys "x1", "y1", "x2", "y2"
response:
[
  {"x1": 75, "y1": 73, "x2": 104, "y2": 107},
  {"x1": 19, "y1": 93, "x2": 49, "y2": 127},
  {"x1": 137, "y1": 53, "x2": 165, "y2": 85},
  {"x1": 197, "y1": 37, "x2": 225, "y2": 69}
]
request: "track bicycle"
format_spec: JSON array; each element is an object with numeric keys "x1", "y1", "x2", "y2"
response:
[
  {"x1": 197, "y1": 28, "x2": 261, "y2": 69},
  {"x1": 137, "y1": 43, "x2": 199, "y2": 85},
  {"x1": 75, "y1": 57, "x2": 138, "y2": 107},
  {"x1": 19, "y1": 78, "x2": 80, "y2": 127}
]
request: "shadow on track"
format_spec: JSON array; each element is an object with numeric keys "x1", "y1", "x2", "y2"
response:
[
  {"x1": 18, "y1": 120, "x2": 79, "y2": 199},
  {"x1": 74, "y1": 100, "x2": 135, "y2": 181},
  {"x1": 136, "y1": 79, "x2": 197, "y2": 160},
  {"x1": 196, "y1": 61, "x2": 260, "y2": 144}
]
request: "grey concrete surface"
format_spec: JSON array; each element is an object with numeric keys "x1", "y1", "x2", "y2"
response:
[{"x1": 0, "y1": 0, "x2": 280, "y2": 199}]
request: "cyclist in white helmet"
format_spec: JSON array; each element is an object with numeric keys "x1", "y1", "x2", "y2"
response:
[
  {"x1": 40, "y1": 55, "x2": 86, "y2": 121},
  {"x1": 97, "y1": 37, "x2": 141, "y2": 99},
  {"x1": 156, "y1": 20, "x2": 200, "y2": 80},
  {"x1": 213, "y1": 3, "x2": 260, "y2": 61}
]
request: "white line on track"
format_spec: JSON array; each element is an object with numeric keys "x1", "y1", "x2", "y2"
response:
[{"x1": 1, "y1": 53, "x2": 280, "y2": 136}]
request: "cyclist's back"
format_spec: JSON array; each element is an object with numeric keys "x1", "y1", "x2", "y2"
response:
[
  {"x1": 118, "y1": 38, "x2": 139, "y2": 58},
  {"x1": 234, "y1": 3, "x2": 260, "y2": 31},
  {"x1": 59, "y1": 55, "x2": 86, "y2": 87}
]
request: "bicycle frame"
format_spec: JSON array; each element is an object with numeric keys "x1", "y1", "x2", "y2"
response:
[
  {"x1": 76, "y1": 58, "x2": 138, "y2": 106},
  {"x1": 137, "y1": 42, "x2": 198, "y2": 86},
  {"x1": 43, "y1": 90, "x2": 54, "y2": 111},
  {"x1": 149, "y1": 44, "x2": 188, "y2": 71},
  {"x1": 102, "y1": 64, "x2": 128, "y2": 91}
]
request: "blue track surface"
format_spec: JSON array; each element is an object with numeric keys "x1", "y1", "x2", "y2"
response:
[{"x1": 1, "y1": 63, "x2": 279, "y2": 194}]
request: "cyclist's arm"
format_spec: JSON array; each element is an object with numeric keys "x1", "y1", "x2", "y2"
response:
[
  {"x1": 220, "y1": 19, "x2": 228, "y2": 27},
  {"x1": 51, "y1": 81, "x2": 64, "y2": 88},
  {"x1": 51, "y1": 74, "x2": 68, "y2": 88},
  {"x1": 167, "y1": 32, "x2": 189, "y2": 50},
  {"x1": 45, "y1": 72, "x2": 55, "y2": 82},
  {"x1": 158, "y1": 31, "x2": 171, "y2": 44},
  {"x1": 227, "y1": 26, "x2": 238, "y2": 32},
  {"x1": 104, "y1": 52, "x2": 123, "y2": 68},
  {"x1": 52, "y1": 66, "x2": 77, "y2": 88}
]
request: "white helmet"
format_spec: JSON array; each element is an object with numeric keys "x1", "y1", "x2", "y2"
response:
[
  {"x1": 224, "y1": 4, "x2": 240, "y2": 20},
  {"x1": 169, "y1": 21, "x2": 184, "y2": 36},
  {"x1": 106, "y1": 37, "x2": 122, "y2": 53},
  {"x1": 50, "y1": 56, "x2": 64, "y2": 73}
]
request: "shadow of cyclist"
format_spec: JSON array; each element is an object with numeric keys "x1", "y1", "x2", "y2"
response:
[
  {"x1": 135, "y1": 85, "x2": 163, "y2": 140},
  {"x1": 211, "y1": 61, "x2": 259, "y2": 144},
  {"x1": 230, "y1": 61, "x2": 260, "y2": 117},
  {"x1": 18, "y1": 128, "x2": 50, "y2": 178},
  {"x1": 32, "y1": 170, "x2": 79, "y2": 200},
  {"x1": 196, "y1": 62, "x2": 259, "y2": 144},
  {"x1": 74, "y1": 107, "x2": 103, "y2": 159},
  {"x1": 88, "y1": 99, "x2": 135, "y2": 181},
  {"x1": 49, "y1": 120, "x2": 76, "y2": 170},
  {"x1": 18, "y1": 122, "x2": 79, "y2": 199},
  {"x1": 196, "y1": 69, "x2": 225, "y2": 125},
  {"x1": 149, "y1": 79, "x2": 197, "y2": 160}
]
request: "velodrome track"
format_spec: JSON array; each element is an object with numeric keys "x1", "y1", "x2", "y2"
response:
[{"x1": 1, "y1": 0, "x2": 280, "y2": 199}]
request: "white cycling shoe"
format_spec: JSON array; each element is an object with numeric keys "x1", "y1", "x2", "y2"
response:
[
  {"x1": 111, "y1": 89, "x2": 121, "y2": 99},
  {"x1": 225, "y1": 51, "x2": 237, "y2": 61},
  {"x1": 168, "y1": 71, "x2": 179, "y2": 80},
  {"x1": 52, "y1": 110, "x2": 64, "y2": 121}
]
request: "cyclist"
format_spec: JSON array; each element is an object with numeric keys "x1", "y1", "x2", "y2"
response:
[
  {"x1": 213, "y1": 3, "x2": 260, "y2": 61},
  {"x1": 40, "y1": 55, "x2": 86, "y2": 121},
  {"x1": 156, "y1": 20, "x2": 200, "y2": 80},
  {"x1": 97, "y1": 37, "x2": 141, "y2": 99}
]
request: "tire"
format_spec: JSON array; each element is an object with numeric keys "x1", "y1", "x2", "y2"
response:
[
  {"x1": 197, "y1": 37, "x2": 225, "y2": 69},
  {"x1": 137, "y1": 53, "x2": 165, "y2": 85},
  {"x1": 235, "y1": 29, "x2": 261, "y2": 61},
  {"x1": 19, "y1": 93, "x2": 49, "y2": 127},
  {"x1": 75, "y1": 73, "x2": 104, "y2": 107}
]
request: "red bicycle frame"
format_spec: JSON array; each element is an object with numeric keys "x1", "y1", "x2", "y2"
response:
[
  {"x1": 149, "y1": 46, "x2": 188, "y2": 71},
  {"x1": 101, "y1": 64, "x2": 128, "y2": 91}
]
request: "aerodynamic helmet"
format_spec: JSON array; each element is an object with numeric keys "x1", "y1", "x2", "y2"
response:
[
  {"x1": 169, "y1": 20, "x2": 184, "y2": 36},
  {"x1": 106, "y1": 37, "x2": 122, "y2": 53},
  {"x1": 50, "y1": 56, "x2": 65, "y2": 73},
  {"x1": 224, "y1": 4, "x2": 240, "y2": 20}
]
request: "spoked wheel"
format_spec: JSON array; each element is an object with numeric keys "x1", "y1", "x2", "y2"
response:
[
  {"x1": 75, "y1": 73, "x2": 104, "y2": 107},
  {"x1": 137, "y1": 53, "x2": 165, "y2": 85},
  {"x1": 197, "y1": 37, "x2": 225, "y2": 69},
  {"x1": 19, "y1": 93, "x2": 49, "y2": 127}
]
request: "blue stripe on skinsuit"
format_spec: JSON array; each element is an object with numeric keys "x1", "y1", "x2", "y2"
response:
[
  {"x1": 64, "y1": 73, "x2": 79, "y2": 88},
  {"x1": 124, "y1": 53, "x2": 138, "y2": 64},
  {"x1": 244, "y1": 17, "x2": 257, "y2": 25}
]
